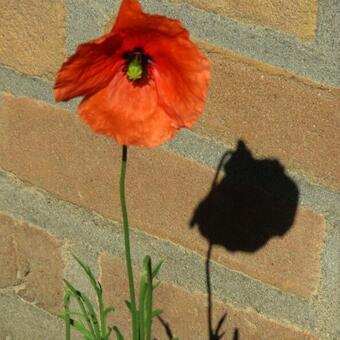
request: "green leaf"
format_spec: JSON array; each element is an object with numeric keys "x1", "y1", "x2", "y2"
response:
[
  {"x1": 151, "y1": 260, "x2": 163, "y2": 278},
  {"x1": 152, "y1": 280, "x2": 161, "y2": 290},
  {"x1": 136, "y1": 309, "x2": 140, "y2": 339},
  {"x1": 63, "y1": 279, "x2": 97, "y2": 339},
  {"x1": 113, "y1": 326, "x2": 124, "y2": 340},
  {"x1": 105, "y1": 326, "x2": 113, "y2": 340},
  {"x1": 151, "y1": 309, "x2": 163, "y2": 318},
  {"x1": 66, "y1": 318, "x2": 93, "y2": 338},
  {"x1": 62, "y1": 255, "x2": 116, "y2": 340},
  {"x1": 72, "y1": 254, "x2": 100, "y2": 294},
  {"x1": 63, "y1": 291, "x2": 71, "y2": 340},
  {"x1": 125, "y1": 300, "x2": 132, "y2": 312},
  {"x1": 59, "y1": 311, "x2": 88, "y2": 320},
  {"x1": 97, "y1": 280, "x2": 103, "y2": 294},
  {"x1": 64, "y1": 291, "x2": 71, "y2": 308},
  {"x1": 76, "y1": 289, "x2": 101, "y2": 339},
  {"x1": 104, "y1": 306, "x2": 114, "y2": 317},
  {"x1": 144, "y1": 257, "x2": 153, "y2": 340}
]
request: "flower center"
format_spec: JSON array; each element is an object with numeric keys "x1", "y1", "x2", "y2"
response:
[
  {"x1": 123, "y1": 48, "x2": 151, "y2": 82},
  {"x1": 127, "y1": 55, "x2": 143, "y2": 80}
]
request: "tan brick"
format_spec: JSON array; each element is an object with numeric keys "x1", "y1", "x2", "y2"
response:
[
  {"x1": 0, "y1": 93, "x2": 327, "y2": 297},
  {"x1": 195, "y1": 43, "x2": 340, "y2": 191},
  {"x1": 171, "y1": 0, "x2": 317, "y2": 39},
  {"x1": 0, "y1": 0, "x2": 65, "y2": 79},
  {"x1": 100, "y1": 253, "x2": 318, "y2": 340},
  {"x1": 0, "y1": 215, "x2": 19, "y2": 288},
  {"x1": 0, "y1": 213, "x2": 64, "y2": 314}
]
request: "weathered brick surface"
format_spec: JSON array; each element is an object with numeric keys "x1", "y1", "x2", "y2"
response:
[
  {"x1": 0, "y1": 0, "x2": 65, "y2": 79},
  {"x1": 195, "y1": 43, "x2": 340, "y2": 191},
  {"x1": 171, "y1": 0, "x2": 317, "y2": 39},
  {"x1": 0, "y1": 213, "x2": 64, "y2": 314},
  {"x1": 0, "y1": 217, "x2": 18, "y2": 288},
  {"x1": 100, "y1": 253, "x2": 318, "y2": 340},
  {"x1": 0, "y1": 93, "x2": 327, "y2": 297}
]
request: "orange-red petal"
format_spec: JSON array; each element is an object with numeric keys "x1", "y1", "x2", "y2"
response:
[
  {"x1": 112, "y1": 0, "x2": 189, "y2": 39},
  {"x1": 54, "y1": 0, "x2": 211, "y2": 147},
  {"x1": 151, "y1": 37, "x2": 211, "y2": 128},
  {"x1": 54, "y1": 34, "x2": 122, "y2": 101},
  {"x1": 110, "y1": 0, "x2": 210, "y2": 129},
  {"x1": 79, "y1": 71, "x2": 177, "y2": 147}
]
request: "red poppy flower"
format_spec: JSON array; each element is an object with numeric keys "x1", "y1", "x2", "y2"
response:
[{"x1": 54, "y1": 0, "x2": 211, "y2": 147}]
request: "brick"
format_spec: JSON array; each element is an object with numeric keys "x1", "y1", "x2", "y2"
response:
[
  {"x1": 194, "y1": 43, "x2": 340, "y2": 191},
  {"x1": 100, "y1": 253, "x2": 318, "y2": 340},
  {"x1": 0, "y1": 0, "x2": 65, "y2": 79},
  {"x1": 0, "y1": 93, "x2": 326, "y2": 297},
  {"x1": 0, "y1": 213, "x2": 64, "y2": 314},
  {"x1": 0, "y1": 215, "x2": 18, "y2": 288},
  {"x1": 171, "y1": 0, "x2": 317, "y2": 39}
]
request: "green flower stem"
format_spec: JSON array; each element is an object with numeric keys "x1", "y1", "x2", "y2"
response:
[{"x1": 120, "y1": 145, "x2": 138, "y2": 340}]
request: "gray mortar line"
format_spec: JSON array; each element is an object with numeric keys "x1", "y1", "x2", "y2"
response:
[
  {"x1": 0, "y1": 291, "x2": 64, "y2": 340},
  {"x1": 65, "y1": 0, "x2": 340, "y2": 87},
  {"x1": 1, "y1": 66, "x2": 339, "y2": 220},
  {"x1": 313, "y1": 221, "x2": 340, "y2": 337},
  {"x1": 315, "y1": 0, "x2": 340, "y2": 56},
  {"x1": 0, "y1": 66, "x2": 79, "y2": 112},
  {"x1": 0, "y1": 168, "x2": 335, "y2": 337}
]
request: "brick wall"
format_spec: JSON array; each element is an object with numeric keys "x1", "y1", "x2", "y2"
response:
[{"x1": 0, "y1": 0, "x2": 339, "y2": 339}]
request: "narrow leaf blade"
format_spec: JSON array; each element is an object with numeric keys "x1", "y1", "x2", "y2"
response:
[{"x1": 113, "y1": 326, "x2": 124, "y2": 340}]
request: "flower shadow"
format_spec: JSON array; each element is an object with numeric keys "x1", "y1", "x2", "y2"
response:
[{"x1": 190, "y1": 140, "x2": 299, "y2": 339}]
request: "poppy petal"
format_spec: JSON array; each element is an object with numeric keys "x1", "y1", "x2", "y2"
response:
[
  {"x1": 54, "y1": 34, "x2": 123, "y2": 101},
  {"x1": 54, "y1": 0, "x2": 211, "y2": 147},
  {"x1": 112, "y1": 0, "x2": 188, "y2": 39},
  {"x1": 149, "y1": 37, "x2": 211, "y2": 127},
  {"x1": 102, "y1": 30, "x2": 210, "y2": 128},
  {"x1": 79, "y1": 71, "x2": 177, "y2": 147}
]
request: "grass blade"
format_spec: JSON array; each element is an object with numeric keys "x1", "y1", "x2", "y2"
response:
[
  {"x1": 152, "y1": 280, "x2": 161, "y2": 290},
  {"x1": 64, "y1": 291, "x2": 71, "y2": 340},
  {"x1": 73, "y1": 254, "x2": 107, "y2": 336},
  {"x1": 152, "y1": 309, "x2": 163, "y2": 318},
  {"x1": 77, "y1": 289, "x2": 101, "y2": 338},
  {"x1": 72, "y1": 255, "x2": 100, "y2": 293},
  {"x1": 60, "y1": 311, "x2": 88, "y2": 320},
  {"x1": 125, "y1": 300, "x2": 132, "y2": 312},
  {"x1": 63, "y1": 279, "x2": 97, "y2": 339},
  {"x1": 144, "y1": 257, "x2": 153, "y2": 340},
  {"x1": 113, "y1": 326, "x2": 125, "y2": 340},
  {"x1": 139, "y1": 261, "x2": 148, "y2": 340},
  {"x1": 70, "y1": 319, "x2": 93, "y2": 338},
  {"x1": 151, "y1": 260, "x2": 163, "y2": 278}
]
